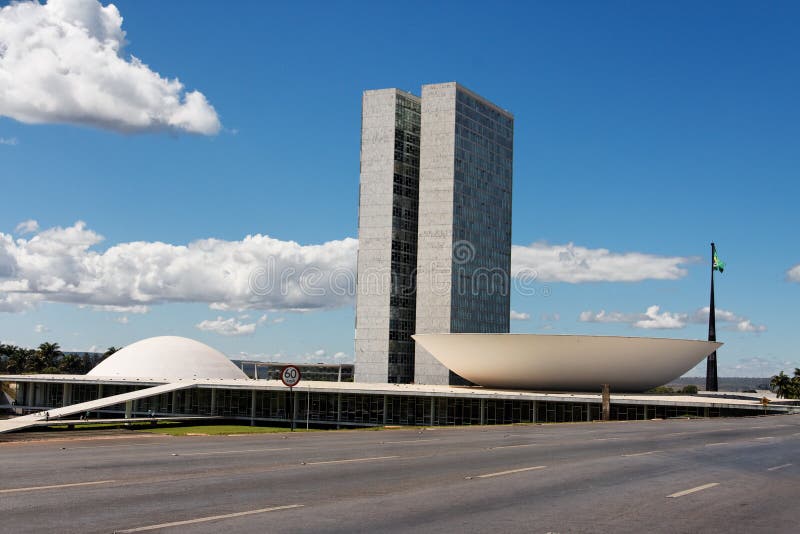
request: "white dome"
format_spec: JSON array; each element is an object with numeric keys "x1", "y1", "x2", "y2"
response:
[{"x1": 88, "y1": 336, "x2": 248, "y2": 380}]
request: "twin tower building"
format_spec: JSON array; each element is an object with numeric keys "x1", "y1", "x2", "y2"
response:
[{"x1": 354, "y1": 82, "x2": 514, "y2": 385}]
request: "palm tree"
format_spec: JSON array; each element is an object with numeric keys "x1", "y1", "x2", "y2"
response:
[
  {"x1": 35, "y1": 342, "x2": 63, "y2": 372},
  {"x1": 770, "y1": 371, "x2": 793, "y2": 399}
]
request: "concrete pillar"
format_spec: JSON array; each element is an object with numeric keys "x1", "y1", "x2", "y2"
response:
[
  {"x1": 480, "y1": 398, "x2": 486, "y2": 425},
  {"x1": 26, "y1": 382, "x2": 34, "y2": 407},
  {"x1": 382, "y1": 395, "x2": 388, "y2": 425},
  {"x1": 601, "y1": 384, "x2": 611, "y2": 421},
  {"x1": 250, "y1": 390, "x2": 256, "y2": 426},
  {"x1": 644, "y1": 404, "x2": 649, "y2": 420},
  {"x1": 62, "y1": 384, "x2": 72, "y2": 407},
  {"x1": 532, "y1": 400, "x2": 537, "y2": 423},
  {"x1": 586, "y1": 403, "x2": 592, "y2": 422},
  {"x1": 336, "y1": 393, "x2": 342, "y2": 429},
  {"x1": 210, "y1": 388, "x2": 216, "y2": 416},
  {"x1": 430, "y1": 397, "x2": 436, "y2": 426},
  {"x1": 171, "y1": 390, "x2": 178, "y2": 415},
  {"x1": 97, "y1": 384, "x2": 104, "y2": 398},
  {"x1": 124, "y1": 400, "x2": 132, "y2": 420}
]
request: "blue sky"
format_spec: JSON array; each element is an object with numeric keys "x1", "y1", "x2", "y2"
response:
[{"x1": 1, "y1": 0, "x2": 798, "y2": 376}]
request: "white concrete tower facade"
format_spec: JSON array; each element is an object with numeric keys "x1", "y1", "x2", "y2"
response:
[
  {"x1": 354, "y1": 89, "x2": 421, "y2": 383},
  {"x1": 414, "y1": 83, "x2": 514, "y2": 385}
]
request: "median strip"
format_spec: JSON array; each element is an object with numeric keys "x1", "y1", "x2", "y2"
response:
[
  {"x1": 667, "y1": 482, "x2": 719, "y2": 498},
  {"x1": 114, "y1": 504, "x2": 303, "y2": 533}
]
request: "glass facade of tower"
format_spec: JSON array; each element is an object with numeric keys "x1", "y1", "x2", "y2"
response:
[
  {"x1": 387, "y1": 93, "x2": 421, "y2": 383},
  {"x1": 450, "y1": 88, "x2": 513, "y2": 334}
]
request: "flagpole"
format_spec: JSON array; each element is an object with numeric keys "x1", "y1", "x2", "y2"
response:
[{"x1": 706, "y1": 242, "x2": 718, "y2": 392}]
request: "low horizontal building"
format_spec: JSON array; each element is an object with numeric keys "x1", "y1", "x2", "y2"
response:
[{"x1": 0, "y1": 336, "x2": 794, "y2": 435}]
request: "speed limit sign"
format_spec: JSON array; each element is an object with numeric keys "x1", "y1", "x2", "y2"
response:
[{"x1": 280, "y1": 365, "x2": 301, "y2": 387}]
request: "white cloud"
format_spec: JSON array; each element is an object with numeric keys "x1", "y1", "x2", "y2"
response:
[
  {"x1": 196, "y1": 316, "x2": 256, "y2": 337},
  {"x1": 34, "y1": 323, "x2": 49, "y2": 333},
  {"x1": 113, "y1": 315, "x2": 128, "y2": 324},
  {"x1": 719, "y1": 356, "x2": 796, "y2": 378},
  {"x1": 332, "y1": 351, "x2": 348, "y2": 360},
  {"x1": 540, "y1": 312, "x2": 560, "y2": 322},
  {"x1": 512, "y1": 242, "x2": 694, "y2": 283},
  {"x1": 271, "y1": 316, "x2": 286, "y2": 324},
  {"x1": 689, "y1": 307, "x2": 767, "y2": 333},
  {"x1": 0, "y1": 221, "x2": 357, "y2": 313},
  {"x1": 580, "y1": 304, "x2": 766, "y2": 333},
  {"x1": 510, "y1": 309, "x2": 530, "y2": 320},
  {"x1": 14, "y1": 219, "x2": 39, "y2": 235},
  {"x1": 787, "y1": 264, "x2": 800, "y2": 283},
  {"x1": 0, "y1": 136, "x2": 18, "y2": 145},
  {"x1": 0, "y1": 0, "x2": 220, "y2": 135}
]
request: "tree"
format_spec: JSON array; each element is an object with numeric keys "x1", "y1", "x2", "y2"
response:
[
  {"x1": 35, "y1": 342, "x2": 63, "y2": 373},
  {"x1": 680, "y1": 385, "x2": 699, "y2": 395},
  {"x1": 770, "y1": 371, "x2": 793, "y2": 399}
]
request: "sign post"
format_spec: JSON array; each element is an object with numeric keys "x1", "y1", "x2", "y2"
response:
[{"x1": 281, "y1": 365, "x2": 301, "y2": 431}]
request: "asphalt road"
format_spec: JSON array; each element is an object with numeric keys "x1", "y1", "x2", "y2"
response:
[{"x1": 1, "y1": 416, "x2": 799, "y2": 533}]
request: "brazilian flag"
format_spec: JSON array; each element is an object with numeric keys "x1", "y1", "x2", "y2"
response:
[{"x1": 713, "y1": 249, "x2": 725, "y2": 273}]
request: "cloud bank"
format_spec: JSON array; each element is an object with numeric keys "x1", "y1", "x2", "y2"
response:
[
  {"x1": 0, "y1": 0, "x2": 220, "y2": 134},
  {"x1": 580, "y1": 305, "x2": 766, "y2": 333},
  {"x1": 511, "y1": 242, "x2": 694, "y2": 283},
  {"x1": 0, "y1": 221, "x2": 357, "y2": 313},
  {"x1": 1, "y1": 221, "x2": 705, "y2": 315}
]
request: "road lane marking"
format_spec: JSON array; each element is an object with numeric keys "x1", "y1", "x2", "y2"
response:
[
  {"x1": 303, "y1": 455, "x2": 399, "y2": 466},
  {"x1": 665, "y1": 432, "x2": 691, "y2": 436},
  {"x1": 755, "y1": 437, "x2": 775, "y2": 440},
  {"x1": 0, "y1": 479, "x2": 115, "y2": 494},
  {"x1": 593, "y1": 437, "x2": 621, "y2": 441},
  {"x1": 381, "y1": 439, "x2": 439, "y2": 444},
  {"x1": 667, "y1": 482, "x2": 719, "y2": 498},
  {"x1": 705, "y1": 442, "x2": 729, "y2": 446},
  {"x1": 767, "y1": 463, "x2": 792, "y2": 471},
  {"x1": 470, "y1": 465, "x2": 547, "y2": 479},
  {"x1": 175, "y1": 448, "x2": 292, "y2": 456},
  {"x1": 622, "y1": 450, "x2": 662, "y2": 457},
  {"x1": 114, "y1": 504, "x2": 304, "y2": 533},
  {"x1": 490, "y1": 443, "x2": 538, "y2": 450}
]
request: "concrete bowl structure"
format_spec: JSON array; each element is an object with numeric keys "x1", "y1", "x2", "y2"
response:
[
  {"x1": 412, "y1": 334, "x2": 722, "y2": 392},
  {"x1": 88, "y1": 336, "x2": 247, "y2": 380}
]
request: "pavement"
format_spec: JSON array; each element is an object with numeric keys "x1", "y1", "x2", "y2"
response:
[{"x1": 1, "y1": 415, "x2": 799, "y2": 533}]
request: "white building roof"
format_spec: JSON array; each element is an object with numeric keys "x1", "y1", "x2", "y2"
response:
[{"x1": 87, "y1": 336, "x2": 247, "y2": 380}]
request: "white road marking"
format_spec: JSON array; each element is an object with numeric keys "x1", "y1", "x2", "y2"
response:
[
  {"x1": 667, "y1": 482, "x2": 719, "y2": 498},
  {"x1": 665, "y1": 432, "x2": 691, "y2": 436},
  {"x1": 114, "y1": 504, "x2": 303, "y2": 533},
  {"x1": 471, "y1": 465, "x2": 547, "y2": 479},
  {"x1": 754, "y1": 437, "x2": 775, "y2": 440},
  {"x1": 175, "y1": 448, "x2": 292, "y2": 457},
  {"x1": 0, "y1": 479, "x2": 115, "y2": 494},
  {"x1": 381, "y1": 439, "x2": 439, "y2": 444},
  {"x1": 304, "y1": 455, "x2": 399, "y2": 466},
  {"x1": 490, "y1": 443, "x2": 538, "y2": 450},
  {"x1": 593, "y1": 437, "x2": 622, "y2": 441},
  {"x1": 705, "y1": 442, "x2": 729, "y2": 446},
  {"x1": 767, "y1": 463, "x2": 792, "y2": 471},
  {"x1": 622, "y1": 450, "x2": 662, "y2": 457}
]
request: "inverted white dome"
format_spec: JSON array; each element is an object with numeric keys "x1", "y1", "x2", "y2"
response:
[
  {"x1": 88, "y1": 336, "x2": 247, "y2": 380},
  {"x1": 413, "y1": 333, "x2": 721, "y2": 392}
]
